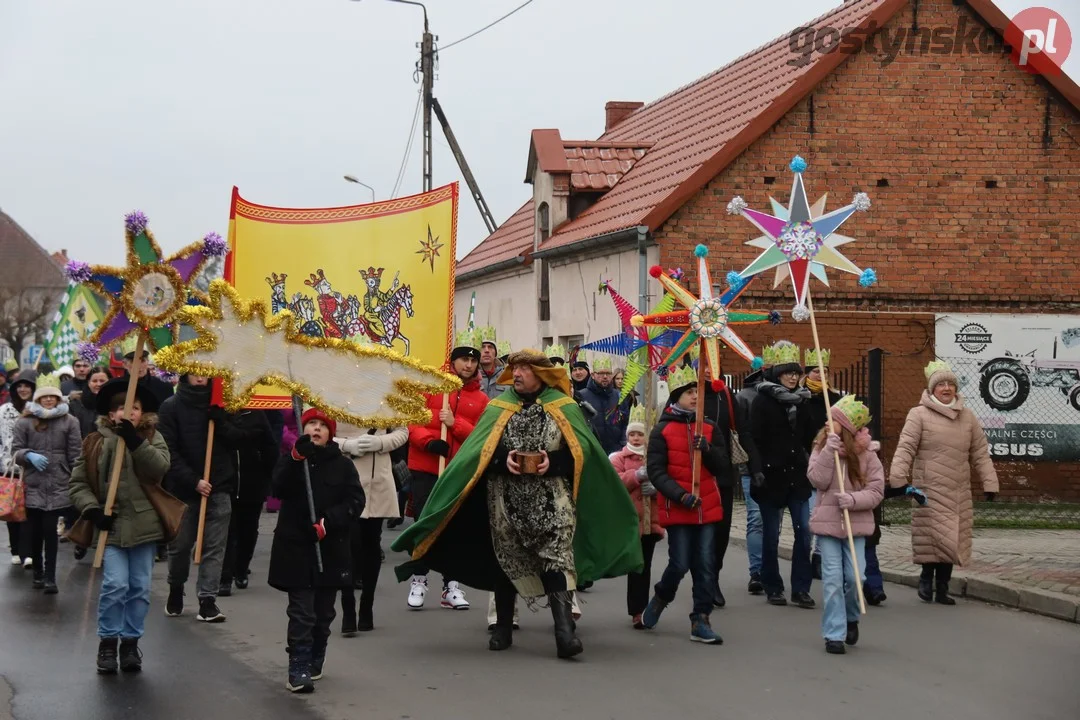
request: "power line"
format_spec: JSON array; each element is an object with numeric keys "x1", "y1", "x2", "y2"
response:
[
  {"x1": 439, "y1": 0, "x2": 537, "y2": 51},
  {"x1": 391, "y1": 90, "x2": 423, "y2": 198}
]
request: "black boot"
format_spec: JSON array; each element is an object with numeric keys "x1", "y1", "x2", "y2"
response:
[
  {"x1": 935, "y1": 563, "x2": 956, "y2": 605},
  {"x1": 340, "y1": 590, "x2": 358, "y2": 637},
  {"x1": 845, "y1": 621, "x2": 859, "y2": 646},
  {"x1": 488, "y1": 576, "x2": 516, "y2": 651},
  {"x1": 811, "y1": 552, "x2": 822, "y2": 580},
  {"x1": 917, "y1": 565, "x2": 934, "y2": 602},
  {"x1": 550, "y1": 594, "x2": 583, "y2": 659},
  {"x1": 96, "y1": 637, "x2": 119, "y2": 674},
  {"x1": 119, "y1": 638, "x2": 143, "y2": 672}
]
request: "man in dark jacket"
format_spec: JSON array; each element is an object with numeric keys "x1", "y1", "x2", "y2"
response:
[
  {"x1": 122, "y1": 348, "x2": 174, "y2": 407},
  {"x1": 60, "y1": 358, "x2": 92, "y2": 396},
  {"x1": 577, "y1": 358, "x2": 626, "y2": 455},
  {"x1": 159, "y1": 374, "x2": 248, "y2": 623},
  {"x1": 220, "y1": 410, "x2": 279, "y2": 595}
]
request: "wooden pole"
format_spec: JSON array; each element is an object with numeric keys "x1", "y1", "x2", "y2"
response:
[
  {"x1": 642, "y1": 371, "x2": 653, "y2": 530},
  {"x1": 291, "y1": 396, "x2": 323, "y2": 572},
  {"x1": 192, "y1": 420, "x2": 215, "y2": 564},
  {"x1": 806, "y1": 290, "x2": 866, "y2": 615},
  {"x1": 93, "y1": 333, "x2": 146, "y2": 568},
  {"x1": 691, "y1": 341, "x2": 705, "y2": 498},
  {"x1": 437, "y1": 392, "x2": 449, "y2": 476}
]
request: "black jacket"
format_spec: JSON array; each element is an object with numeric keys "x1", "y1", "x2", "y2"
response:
[
  {"x1": 578, "y1": 379, "x2": 627, "y2": 455},
  {"x1": 801, "y1": 387, "x2": 844, "y2": 453},
  {"x1": 61, "y1": 377, "x2": 88, "y2": 397},
  {"x1": 268, "y1": 441, "x2": 365, "y2": 590},
  {"x1": 748, "y1": 383, "x2": 816, "y2": 507},
  {"x1": 67, "y1": 391, "x2": 100, "y2": 438},
  {"x1": 122, "y1": 371, "x2": 175, "y2": 408},
  {"x1": 157, "y1": 382, "x2": 247, "y2": 501},
  {"x1": 232, "y1": 410, "x2": 279, "y2": 505},
  {"x1": 701, "y1": 385, "x2": 763, "y2": 483}
]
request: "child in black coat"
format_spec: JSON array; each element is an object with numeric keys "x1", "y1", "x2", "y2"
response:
[{"x1": 269, "y1": 408, "x2": 364, "y2": 694}]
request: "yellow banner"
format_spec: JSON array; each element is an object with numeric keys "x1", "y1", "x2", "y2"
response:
[{"x1": 225, "y1": 183, "x2": 457, "y2": 409}]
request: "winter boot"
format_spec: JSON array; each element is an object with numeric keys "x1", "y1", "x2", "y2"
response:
[
  {"x1": 341, "y1": 614, "x2": 358, "y2": 637},
  {"x1": 550, "y1": 594, "x2": 583, "y2": 659},
  {"x1": 917, "y1": 565, "x2": 934, "y2": 602},
  {"x1": 712, "y1": 585, "x2": 726, "y2": 609},
  {"x1": 119, "y1": 638, "x2": 143, "y2": 672},
  {"x1": 311, "y1": 640, "x2": 327, "y2": 681},
  {"x1": 935, "y1": 563, "x2": 956, "y2": 605},
  {"x1": 845, "y1": 621, "x2": 859, "y2": 646},
  {"x1": 689, "y1": 613, "x2": 722, "y2": 644},
  {"x1": 488, "y1": 581, "x2": 517, "y2": 652},
  {"x1": 96, "y1": 637, "x2": 119, "y2": 674},
  {"x1": 165, "y1": 584, "x2": 184, "y2": 616},
  {"x1": 286, "y1": 648, "x2": 315, "y2": 694}
]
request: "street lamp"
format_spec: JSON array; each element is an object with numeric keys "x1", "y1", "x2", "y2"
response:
[
  {"x1": 343, "y1": 175, "x2": 376, "y2": 202},
  {"x1": 349, "y1": 0, "x2": 428, "y2": 31}
]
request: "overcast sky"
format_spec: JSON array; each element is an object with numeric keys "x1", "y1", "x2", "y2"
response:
[{"x1": 1, "y1": 0, "x2": 1075, "y2": 266}]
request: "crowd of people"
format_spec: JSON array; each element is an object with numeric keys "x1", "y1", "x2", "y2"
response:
[{"x1": 0, "y1": 328, "x2": 1000, "y2": 691}]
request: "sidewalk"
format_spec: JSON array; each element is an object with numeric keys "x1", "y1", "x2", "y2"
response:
[{"x1": 728, "y1": 503, "x2": 1080, "y2": 623}]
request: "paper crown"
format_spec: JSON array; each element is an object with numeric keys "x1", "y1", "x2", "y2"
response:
[
  {"x1": 667, "y1": 364, "x2": 697, "y2": 392},
  {"x1": 544, "y1": 343, "x2": 566, "y2": 360},
  {"x1": 627, "y1": 404, "x2": 647, "y2": 429},
  {"x1": 497, "y1": 339, "x2": 512, "y2": 357},
  {"x1": 805, "y1": 348, "x2": 831, "y2": 367},
  {"x1": 35, "y1": 372, "x2": 61, "y2": 391},
  {"x1": 592, "y1": 355, "x2": 614, "y2": 372},
  {"x1": 924, "y1": 359, "x2": 953, "y2": 380},
  {"x1": 833, "y1": 394, "x2": 871, "y2": 431},
  {"x1": 763, "y1": 341, "x2": 801, "y2": 367},
  {"x1": 477, "y1": 326, "x2": 497, "y2": 344},
  {"x1": 4, "y1": 358, "x2": 18, "y2": 372},
  {"x1": 454, "y1": 328, "x2": 480, "y2": 351}
]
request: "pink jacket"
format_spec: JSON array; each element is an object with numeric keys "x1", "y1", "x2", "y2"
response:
[
  {"x1": 808, "y1": 440, "x2": 885, "y2": 539},
  {"x1": 610, "y1": 446, "x2": 664, "y2": 537}
]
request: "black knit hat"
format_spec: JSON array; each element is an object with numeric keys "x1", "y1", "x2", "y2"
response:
[
  {"x1": 95, "y1": 378, "x2": 160, "y2": 416},
  {"x1": 450, "y1": 346, "x2": 481, "y2": 362}
]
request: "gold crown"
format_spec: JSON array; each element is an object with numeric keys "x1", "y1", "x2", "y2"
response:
[
  {"x1": 833, "y1": 394, "x2": 871, "y2": 431},
  {"x1": 628, "y1": 404, "x2": 647, "y2": 426},
  {"x1": 592, "y1": 355, "x2": 613, "y2": 372},
  {"x1": 763, "y1": 341, "x2": 800, "y2": 367},
  {"x1": 667, "y1": 364, "x2": 697, "y2": 392},
  {"x1": 805, "y1": 348, "x2": 830, "y2": 367},
  {"x1": 35, "y1": 372, "x2": 61, "y2": 391},
  {"x1": 454, "y1": 328, "x2": 480, "y2": 350},
  {"x1": 477, "y1": 325, "x2": 497, "y2": 344},
  {"x1": 544, "y1": 343, "x2": 566, "y2": 360},
  {"x1": 924, "y1": 359, "x2": 953, "y2": 380},
  {"x1": 497, "y1": 339, "x2": 512, "y2": 357}
]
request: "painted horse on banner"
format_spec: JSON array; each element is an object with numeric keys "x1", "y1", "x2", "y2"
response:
[{"x1": 365, "y1": 284, "x2": 414, "y2": 355}]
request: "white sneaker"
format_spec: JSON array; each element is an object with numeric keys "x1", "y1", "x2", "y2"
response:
[
  {"x1": 407, "y1": 576, "x2": 428, "y2": 610},
  {"x1": 56, "y1": 517, "x2": 65, "y2": 537},
  {"x1": 441, "y1": 580, "x2": 470, "y2": 610},
  {"x1": 10, "y1": 554, "x2": 20, "y2": 566},
  {"x1": 22, "y1": 557, "x2": 32, "y2": 570}
]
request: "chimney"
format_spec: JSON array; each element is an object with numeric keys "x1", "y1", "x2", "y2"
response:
[{"x1": 605, "y1": 101, "x2": 644, "y2": 132}]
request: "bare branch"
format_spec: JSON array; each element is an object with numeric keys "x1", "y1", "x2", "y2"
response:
[{"x1": 0, "y1": 285, "x2": 58, "y2": 358}]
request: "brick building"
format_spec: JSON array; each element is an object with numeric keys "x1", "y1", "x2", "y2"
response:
[{"x1": 455, "y1": 0, "x2": 1080, "y2": 500}]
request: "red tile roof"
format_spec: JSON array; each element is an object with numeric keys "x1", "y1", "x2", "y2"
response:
[
  {"x1": 0, "y1": 210, "x2": 67, "y2": 290},
  {"x1": 566, "y1": 143, "x2": 650, "y2": 191},
  {"x1": 456, "y1": 199, "x2": 533, "y2": 277}
]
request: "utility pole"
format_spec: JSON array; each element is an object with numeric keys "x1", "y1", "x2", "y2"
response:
[{"x1": 420, "y1": 18, "x2": 434, "y2": 192}]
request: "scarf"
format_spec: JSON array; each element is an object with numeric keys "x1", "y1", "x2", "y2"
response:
[
  {"x1": 804, "y1": 377, "x2": 823, "y2": 394},
  {"x1": 624, "y1": 442, "x2": 645, "y2": 457},
  {"x1": 930, "y1": 395, "x2": 958, "y2": 409},
  {"x1": 757, "y1": 381, "x2": 810, "y2": 406},
  {"x1": 667, "y1": 403, "x2": 695, "y2": 419},
  {"x1": 25, "y1": 402, "x2": 71, "y2": 420}
]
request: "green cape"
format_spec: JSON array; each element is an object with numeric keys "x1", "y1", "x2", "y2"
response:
[{"x1": 392, "y1": 387, "x2": 643, "y2": 590}]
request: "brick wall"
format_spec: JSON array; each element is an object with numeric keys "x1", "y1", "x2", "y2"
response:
[{"x1": 656, "y1": 0, "x2": 1080, "y2": 501}]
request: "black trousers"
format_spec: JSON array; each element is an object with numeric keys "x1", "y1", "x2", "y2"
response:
[
  {"x1": 27, "y1": 508, "x2": 66, "y2": 580},
  {"x1": 7, "y1": 520, "x2": 27, "y2": 557},
  {"x1": 921, "y1": 562, "x2": 954, "y2": 585},
  {"x1": 286, "y1": 587, "x2": 338, "y2": 655},
  {"x1": 341, "y1": 518, "x2": 383, "y2": 618},
  {"x1": 626, "y1": 533, "x2": 661, "y2": 616},
  {"x1": 409, "y1": 472, "x2": 450, "y2": 585},
  {"x1": 712, "y1": 485, "x2": 735, "y2": 585},
  {"x1": 221, "y1": 500, "x2": 264, "y2": 584}
]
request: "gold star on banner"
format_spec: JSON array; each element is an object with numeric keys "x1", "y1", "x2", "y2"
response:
[{"x1": 416, "y1": 225, "x2": 444, "y2": 272}]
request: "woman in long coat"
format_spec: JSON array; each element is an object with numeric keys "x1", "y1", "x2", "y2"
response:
[{"x1": 889, "y1": 360, "x2": 998, "y2": 605}]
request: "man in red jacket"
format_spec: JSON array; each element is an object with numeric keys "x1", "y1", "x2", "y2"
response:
[
  {"x1": 404, "y1": 329, "x2": 490, "y2": 610},
  {"x1": 640, "y1": 365, "x2": 729, "y2": 644}
]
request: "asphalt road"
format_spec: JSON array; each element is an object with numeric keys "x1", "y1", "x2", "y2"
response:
[{"x1": 2, "y1": 519, "x2": 1078, "y2": 720}]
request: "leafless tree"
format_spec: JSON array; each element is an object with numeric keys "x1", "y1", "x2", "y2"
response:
[{"x1": 0, "y1": 285, "x2": 55, "y2": 361}]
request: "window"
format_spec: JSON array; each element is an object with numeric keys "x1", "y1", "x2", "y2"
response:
[
  {"x1": 561, "y1": 335, "x2": 583, "y2": 355},
  {"x1": 537, "y1": 202, "x2": 550, "y2": 241},
  {"x1": 538, "y1": 260, "x2": 551, "y2": 321}
]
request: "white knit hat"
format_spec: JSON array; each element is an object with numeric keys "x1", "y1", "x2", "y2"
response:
[{"x1": 626, "y1": 405, "x2": 646, "y2": 436}]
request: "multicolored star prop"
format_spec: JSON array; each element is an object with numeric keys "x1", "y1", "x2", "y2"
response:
[
  {"x1": 63, "y1": 211, "x2": 227, "y2": 354},
  {"x1": 630, "y1": 244, "x2": 777, "y2": 377},
  {"x1": 727, "y1": 155, "x2": 876, "y2": 321},
  {"x1": 416, "y1": 224, "x2": 444, "y2": 272}
]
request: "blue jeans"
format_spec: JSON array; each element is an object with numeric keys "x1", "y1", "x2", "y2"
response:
[
  {"x1": 654, "y1": 523, "x2": 717, "y2": 617},
  {"x1": 99, "y1": 543, "x2": 156, "y2": 639},
  {"x1": 863, "y1": 542, "x2": 883, "y2": 593},
  {"x1": 740, "y1": 475, "x2": 763, "y2": 576},
  {"x1": 808, "y1": 493, "x2": 819, "y2": 554},
  {"x1": 817, "y1": 535, "x2": 865, "y2": 641},
  {"x1": 759, "y1": 495, "x2": 812, "y2": 596}
]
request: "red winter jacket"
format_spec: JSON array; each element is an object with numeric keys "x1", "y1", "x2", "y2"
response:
[
  {"x1": 407, "y1": 376, "x2": 489, "y2": 476},
  {"x1": 646, "y1": 407, "x2": 729, "y2": 527}
]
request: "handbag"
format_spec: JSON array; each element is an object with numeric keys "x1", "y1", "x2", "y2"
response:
[
  {"x1": 722, "y1": 386, "x2": 750, "y2": 465},
  {"x1": 0, "y1": 457, "x2": 26, "y2": 523}
]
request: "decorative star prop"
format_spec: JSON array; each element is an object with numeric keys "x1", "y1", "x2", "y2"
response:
[
  {"x1": 64, "y1": 211, "x2": 227, "y2": 353},
  {"x1": 727, "y1": 155, "x2": 876, "y2": 321},
  {"x1": 630, "y1": 244, "x2": 777, "y2": 377},
  {"x1": 153, "y1": 279, "x2": 461, "y2": 428},
  {"x1": 416, "y1": 224, "x2": 444, "y2": 272}
]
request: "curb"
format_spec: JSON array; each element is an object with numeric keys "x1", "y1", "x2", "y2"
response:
[{"x1": 727, "y1": 536, "x2": 1079, "y2": 623}]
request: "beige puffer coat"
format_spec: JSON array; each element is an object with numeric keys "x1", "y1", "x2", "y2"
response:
[
  {"x1": 336, "y1": 424, "x2": 408, "y2": 519},
  {"x1": 889, "y1": 391, "x2": 998, "y2": 566}
]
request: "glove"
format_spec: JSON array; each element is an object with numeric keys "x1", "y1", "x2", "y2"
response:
[
  {"x1": 208, "y1": 406, "x2": 228, "y2": 424},
  {"x1": 836, "y1": 492, "x2": 855, "y2": 510},
  {"x1": 825, "y1": 433, "x2": 844, "y2": 452},
  {"x1": 312, "y1": 518, "x2": 327, "y2": 542},
  {"x1": 984, "y1": 492, "x2": 996, "y2": 502},
  {"x1": 693, "y1": 436, "x2": 710, "y2": 453},
  {"x1": 426, "y1": 439, "x2": 450, "y2": 457},
  {"x1": 579, "y1": 400, "x2": 598, "y2": 418},
  {"x1": 84, "y1": 507, "x2": 116, "y2": 532},
  {"x1": 679, "y1": 493, "x2": 701, "y2": 509},
  {"x1": 354, "y1": 435, "x2": 379, "y2": 453},
  {"x1": 752, "y1": 472, "x2": 766, "y2": 490},
  {"x1": 905, "y1": 486, "x2": 928, "y2": 506},
  {"x1": 293, "y1": 434, "x2": 316, "y2": 460},
  {"x1": 115, "y1": 419, "x2": 142, "y2": 451},
  {"x1": 635, "y1": 466, "x2": 648, "y2": 481},
  {"x1": 640, "y1": 481, "x2": 658, "y2": 497},
  {"x1": 25, "y1": 452, "x2": 48, "y2": 472}
]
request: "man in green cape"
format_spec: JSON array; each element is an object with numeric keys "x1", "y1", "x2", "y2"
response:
[{"x1": 393, "y1": 349, "x2": 642, "y2": 659}]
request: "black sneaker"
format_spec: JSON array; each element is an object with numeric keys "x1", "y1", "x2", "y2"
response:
[
  {"x1": 357, "y1": 606, "x2": 374, "y2": 632},
  {"x1": 766, "y1": 592, "x2": 788, "y2": 606},
  {"x1": 845, "y1": 621, "x2": 859, "y2": 646},
  {"x1": 32, "y1": 575, "x2": 45, "y2": 590},
  {"x1": 342, "y1": 615, "x2": 358, "y2": 637},
  {"x1": 165, "y1": 585, "x2": 184, "y2": 617},
  {"x1": 234, "y1": 575, "x2": 249, "y2": 590},
  {"x1": 286, "y1": 655, "x2": 314, "y2": 693},
  {"x1": 196, "y1": 598, "x2": 226, "y2": 623},
  {"x1": 864, "y1": 587, "x2": 887, "y2": 606},
  {"x1": 96, "y1": 638, "x2": 119, "y2": 674},
  {"x1": 791, "y1": 591, "x2": 816, "y2": 609},
  {"x1": 218, "y1": 582, "x2": 233, "y2": 597},
  {"x1": 825, "y1": 640, "x2": 846, "y2": 655},
  {"x1": 119, "y1": 638, "x2": 143, "y2": 672},
  {"x1": 74, "y1": 546, "x2": 88, "y2": 561},
  {"x1": 747, "y1": 573, "x2": 764, "y2": 595},
  {"x1": 43, "y1": 579, "x2": 58, "y2": 594}
]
